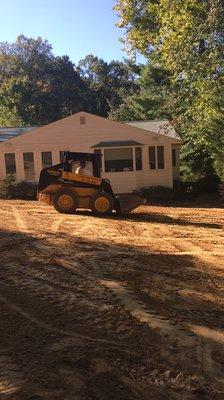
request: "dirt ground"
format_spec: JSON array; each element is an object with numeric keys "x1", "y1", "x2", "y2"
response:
[{"x1": 0, "y1": 200, "x2": 223, "y2": 400}]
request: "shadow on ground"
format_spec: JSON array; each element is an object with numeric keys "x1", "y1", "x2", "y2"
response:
[{"x1": 0, "y1": 227, "x2": 223, "y2": 400}]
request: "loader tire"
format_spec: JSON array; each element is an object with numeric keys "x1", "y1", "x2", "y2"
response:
[
  {"x1": 53, "y1": 189, "x2": 78, "y2": 214},
  {"x1": 90, "y1": 192, "x2": 114, "y2": 215}
]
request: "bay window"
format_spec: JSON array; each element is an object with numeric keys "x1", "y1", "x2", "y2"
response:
[{"x1": 104, "y1": 148, "x2": 133, "y2": 172}]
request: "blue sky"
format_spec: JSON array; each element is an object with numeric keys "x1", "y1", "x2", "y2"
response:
[{"x1": 0, "y1": 0, "x2": 143, "y2": 64}]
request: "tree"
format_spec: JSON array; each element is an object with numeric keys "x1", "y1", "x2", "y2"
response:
[
  {"x1": 0, "y1": 35, "x2": 86, "y2": 125},
  {"x1": 77, "y1": 54, "x2": 140, "y2": 117},
  {"x1": 109, "y1": 61, "x2": 172, "y2": 121},
  {"x1": 115, "y1": 0, "x2": 224, "y2": 179}
]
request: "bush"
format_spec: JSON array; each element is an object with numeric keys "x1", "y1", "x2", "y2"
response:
[
  {"x1": 0, "y1": 176, "x2": 37, "y2": 200},
  {"x1": 139, "y1": 186, "x2": 174, "y2": 201},
  {"x1": 13, "y1": 181, "x2": 37, "y2": 200},
  {"x1": 174, "y1": 174, "x2": 221, "y2": 199},
  {"x1": 0, "y1": 175, "x2": 16, "y2": 199},
  {"x1": 173, "y1": 180, "x2": 193, "y2": 199},
  {"x1": 138, "y1": 176, "x2": 221, "y2": 203},
  {"x1": 191, "y1": 174, "x2": 220, "y2": 195}
]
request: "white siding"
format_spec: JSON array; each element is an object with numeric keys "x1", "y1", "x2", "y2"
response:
[{"x1": 0, "y1": 112, "x2": 181, "y2": 194}]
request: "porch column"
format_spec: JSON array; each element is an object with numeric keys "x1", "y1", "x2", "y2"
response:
[
  {"x1": 33, "y1": 151, "x2": 42, "y2": 182},
  {"x1": 52, "y1": 150, "x2": 60, "y2": 165},
  {"x1": 0, "y1": 152, "x2": 6, "y2": 180}
]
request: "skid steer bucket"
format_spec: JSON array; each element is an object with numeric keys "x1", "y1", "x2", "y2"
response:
[{"x1": 116, "y1": 194, "x2": 146, "y2": 214}]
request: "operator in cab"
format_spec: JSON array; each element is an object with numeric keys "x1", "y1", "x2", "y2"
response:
[{"x1": 75, "y1": 161, "x2": 93, "y2": 177}]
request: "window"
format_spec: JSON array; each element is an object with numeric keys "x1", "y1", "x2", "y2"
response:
[
  {"x1": 41, "y1": 152, "x2": 52, "y2": 169},
  {"x1": 23, "y1": 152, "x2": 35, "y2": 181},
  {"x1": 172, "y1": 148, "x2": 176, "y2": 167},
  {"x1": 135, "y1": 147, "x2": 142, "y2": 170},
  {"x1": 157, "y1": 146, "x2": 164, "y2": 169},
  {"x1": 59, "y1": 151, "x2": 65, "y2": 163},
  {"x1": 104, "y1": 148, "x2": 133, "y2": 172},
  {"x1": 149, "y1": 146, "x2": 156, "y2": 169},
  {"x1": 80, "y1": 116, "x2": 86, "y2": 125},
  {"x1": 149, "y1": 146, "x2": 165, "y2": 169},
  {"x1": 59, "y1": 151, "x2": 69, "y2": 163},
  {"x1": 5, "y1": 153, "x2": 16, "y2": 177},
  {"x1": 94, "y1": 148, "x2": 102, "y2": 169}
]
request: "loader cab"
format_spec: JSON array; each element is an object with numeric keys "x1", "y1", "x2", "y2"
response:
[
  {"x1": 38, "y1": 151, "x2": 145, "y2": 215},
  {"x1": 61, "y1": 151, "x2": 101, "y2": 178}
]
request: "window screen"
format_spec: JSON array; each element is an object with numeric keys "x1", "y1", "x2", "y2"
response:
[
  {"x1": 104, "y1": 148, "x2": 133, "y2": 172},
  {"x1": 149, "y1": 147, "x2": 156, "y2": 169},
  {"x1": 135, "y1": 147, "x2": 142, "y2": 170},
  {"x1": 5, "y1": 153, "x2": 16, "y2": 177},
  {"x1": 23, "y1": 152, "x2": 35, "y2": 181},
  {"x1": 157, "y1": 146, "x2": 164, "y2": 169},
  {"x1": 41, "y1": 152, "x2": 52, "y2": 169},
  {"x1": 172, "y1": 148, "x2": 176, "y2": 167}
]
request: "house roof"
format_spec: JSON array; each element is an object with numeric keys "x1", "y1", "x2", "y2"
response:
[
  {"x1": 0, "y1": 127, "x2": 39, "y2": 143},
  {"x1": 0, "y1": 113, "x2": 181, "y2": 146},
  {"x1": 92, "y1": 140, "x2": 142, "y2": 148},
  {"x1": 126, "y1": 120, "x2": 180, "y2": 140}
]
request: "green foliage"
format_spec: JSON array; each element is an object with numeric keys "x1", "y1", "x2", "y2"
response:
[
  {"x1": 77, "y1": 54, "x2": 140, "y2": 117},
  {"x1": 0, "y1": 36, "x2": 140, "y2": 125},
  {"x1": 110, "y1": 61, "x2": 172, "y2": 121},
  {"x1": 115, "y1": 0, "x2": 224, "y2": 180},
  {"x1": 0, "y1": 175, "x2": 15, "y2": 199},
  {"x1": 0, "y1": 176, "x2": 37, "y2": 199}
]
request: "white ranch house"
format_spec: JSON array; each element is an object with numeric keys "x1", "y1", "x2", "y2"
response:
[{"x1": 0, "y1": 112, "x2": 181, "y2": 194}]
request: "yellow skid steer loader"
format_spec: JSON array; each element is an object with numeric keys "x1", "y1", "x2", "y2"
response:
[{"x1": 38, "y1": 151, "x2": 145, "y2": 215}]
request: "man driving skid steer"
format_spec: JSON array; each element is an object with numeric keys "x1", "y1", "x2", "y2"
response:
[
  {"x1": 75, "y1": 161, "x2": 93, "y2": 177},
  {"x1": 38, "y1": 151, "x2": 145, "y2": 214}
]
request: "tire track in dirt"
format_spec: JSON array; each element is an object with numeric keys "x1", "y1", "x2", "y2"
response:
[
  {"x1": 0, "y1": 293, "x2": 139, "y2": 355},
  {"x1": 177, "y1": 240, "x2": 224, "y2": 269},
  {"x1": 1, "y1": 201, "x2": 224, "y2": 397},
  {"x1": 11, "y1": 205, "x2": 28, "y2": 232},
  {"x1": 82, "y1": 256, "x2": 224, "y2": 384},
  {"x1": 0, "y1": 351, "x2": 25, "y2": 398},
  {"x1": 51, "y1": 216, "x2": 63, "y2": 233},
  {"x1": 99, "y1": 278, "x2": 224, "y2": 383}
]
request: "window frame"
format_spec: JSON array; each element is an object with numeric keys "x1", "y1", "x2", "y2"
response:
[
  {"x1": 135, "y1": 147, "x2": 142, "y2": 171},
  {"x1": 104, "y1": 147, "x2": 134, "y2": 173},
  {"x1": 172, "y1": 148, "x2": 176, "y2": 167},
  {"x1": 41, "y1": 151, "x2": 52, "y2": 169},
  {"x1": 4, "y1": 153, "x2": 17, "y2": 178},
  {"x1": 23, "y1": 152, "x2": 35, "y2": 181},
  {"x1": 94, "y1": 146, "x2": 144, "y2": 173},
  {"x1": 80, "y1": 116, "x2": 86, "y2": 125},
  {"x1": 148, "y1": 146, "x2": 156, "y2": 170},
  {"x1": 157, "y1": 146, "x2": 165, "y2": 169},
  {"x1": 148, "y1": 145, "x2": 165, "y2": 170}
]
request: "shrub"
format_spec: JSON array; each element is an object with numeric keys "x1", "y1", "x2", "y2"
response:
[
  {"x1": 173, "y1": 180, "x2": 193, "y2": 199},
  {"x1": 0, "y1": 176, "x2": 37, "y2": 200},
  {"x1": 138, "y1": 186, "x2": 174, "y2": 201},
  {"x1": 13, "y1": 181, "x2": 37, "y2": 200},
  {"x1": 191, "y1": 175, "x2": 220, "y2": 195},
  {"x1": 0, "y1": 175, "x2": 16, "y2": 199},
  {"x1": 138, "y1": 176, "x2": 220, "y2": 203}
]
